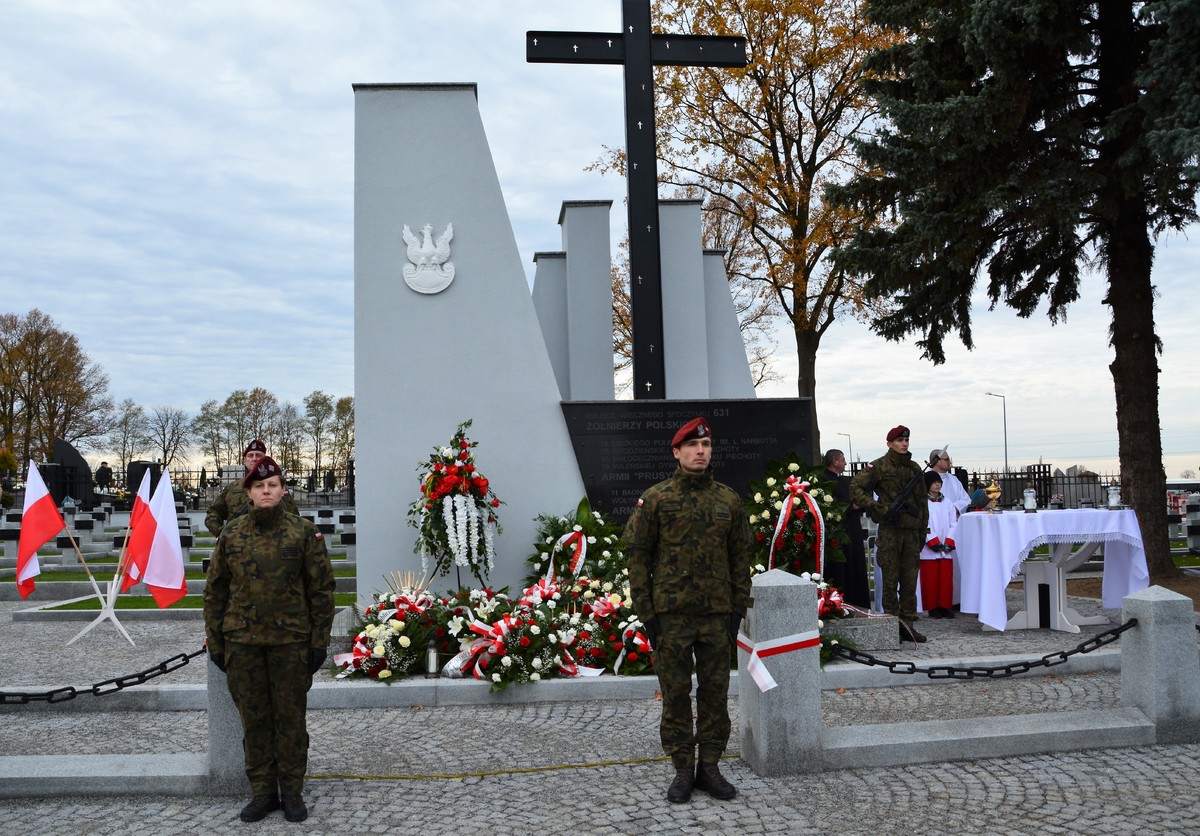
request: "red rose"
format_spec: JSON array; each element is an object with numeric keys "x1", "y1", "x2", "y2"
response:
[
  {"x1": 591, "y1": 647, "x2": 603, "y2": 657},
  {"x1": 458, "y1": 451, "x2": 469, "y2": 461},
  {"x1": 519, "y1": 636, "x2": 531, "y2": 647},
  {"x1": 464, "y1": 464, "x2": 475, "y2": 472},
  {"x1": 755, "y1": 532, "x2": 765, "y2": 542},
  {"x1": 579, "y1": 631, "x2": 591, "y2": 640},
  {"x1": 460, "y1": 439, "x2": 469, "y2": 449},
  {"x1": 453, "y1": 607, "x2": 463, "y2": 616},
  {"x1": 830, "y1": 539, "x2": 840, "y2": 548},
  {"x1": 436, "y1": 627, "x2": 446, "y2": 637},
  {"x1": 491, "y1": 499, "x2": 500, "y2": 507},
  {"x1": 628, "y1": 652, "x2": 638, "y2": 662}
]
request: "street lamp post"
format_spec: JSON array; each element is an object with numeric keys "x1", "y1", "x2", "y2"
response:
[
  {"x1": 985, "y1": 392, "x2": 1009, "y2": 474},
  {"x1": 837, "y1": 432, "x2": 853, "y2": 466}
]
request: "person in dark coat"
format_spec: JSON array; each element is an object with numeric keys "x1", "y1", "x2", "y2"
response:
[{"x1": 821, "y1": 449, "x2": 871, "y2": 609}]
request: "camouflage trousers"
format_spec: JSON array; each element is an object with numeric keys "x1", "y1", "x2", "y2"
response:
[
  {"x1": 224, "y1": 641, "x2": 313, "y2": 796},
  {"x1": 875, "y1": 525, "x2": 923, "y2": 621},
  {"x1": 655, "y1": 613, "x2": 732, "y2": 767}
]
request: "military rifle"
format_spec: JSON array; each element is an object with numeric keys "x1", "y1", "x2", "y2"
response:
[{"x1": 883, "y1": 446, "x2": 946, "y2": 525}]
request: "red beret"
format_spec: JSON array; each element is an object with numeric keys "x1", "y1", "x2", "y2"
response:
[
  {"x1": 243, "y1": 439, "x2": 267, "y2": 458},
  {"x1": 671, "y1": 417, "x2": 711, "y2": 448},
  {"x1": 886, "y1": 425, "x2": 910, "y2": 442},
  {"x1": 243, "y1": 456, "x2": 283, "y2": 488}
]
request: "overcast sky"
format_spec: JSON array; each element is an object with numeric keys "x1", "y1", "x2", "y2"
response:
[{"x1": 3, "y1": 1, "x2": 1197, "y2": 477}]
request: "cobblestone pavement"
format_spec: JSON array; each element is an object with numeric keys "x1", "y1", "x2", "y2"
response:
[{"x1": 2, "y1": 593, "x2": 1199, "y2": 834}]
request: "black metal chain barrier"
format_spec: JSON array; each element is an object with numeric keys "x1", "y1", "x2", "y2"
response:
[
  {"x1": 0, "y1": 646, "x2": 208, "y2": 706},
  {"x1": 829, "y1": 618, "x2": 1138, "y2": 680}
]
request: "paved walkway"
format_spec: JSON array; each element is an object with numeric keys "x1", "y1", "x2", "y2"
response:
[{"x1": 2, "y1": 592, "x2": 1199, "y2": 834}]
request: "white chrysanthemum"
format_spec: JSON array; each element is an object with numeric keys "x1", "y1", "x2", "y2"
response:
[
  {"x1": 502, "y1": 656, "x2": 513, "y2": 667},
  {"x1": 531, "y1": 657, "x2": 543, "y2": 669},
  {"x1": 492, "y1": 673, "x2": 501, "y2": 682},
  {"x1": 530, "y1": 672, "x2": 541, "y2": 681},
  {"x1": 602, "y1": 550, "x2": 611, "y2": 558},
  {"x1": 530, "y1": 624, "x2": 541, "y2": 635}
]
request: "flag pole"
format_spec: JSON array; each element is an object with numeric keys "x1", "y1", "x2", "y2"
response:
[
  {"x1": 65, "y1": 528, "x2": 134, "y2": 647},
  {"x1": 107, "y1": 522, "x2": 134, "y2": 608}
]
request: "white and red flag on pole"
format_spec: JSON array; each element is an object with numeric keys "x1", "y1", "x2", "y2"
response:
[
  {"x1": 16, "y1": 460, "x2": 66, "y2": 599},
  {"x1": 121, "y1": 466, "x2": 186, "y2": 608},
  {"x1": 120, "y1": 469, "x2": 155, "y2": 593}
]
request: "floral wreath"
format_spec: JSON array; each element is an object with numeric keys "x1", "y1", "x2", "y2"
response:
[
  {"x1": 406, "y1": 419, "x2": 503, "y2": 585},
  {"x1": 745, "y1": 453, "x2": 849, "y2": 578},
  {"x1": 523, "y1": 497, "x2": 627, "y2": 588}
]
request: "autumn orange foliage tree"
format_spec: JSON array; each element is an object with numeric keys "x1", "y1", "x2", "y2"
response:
[{"x1": 600, "y1": 0, "x2": 895, "y2": 408}]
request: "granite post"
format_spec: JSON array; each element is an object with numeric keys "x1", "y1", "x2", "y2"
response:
[
  {"x1": 206, "y1": 657, "x2": 246, "y2": 794},
  {"x1": 1119, "y1": 585, "x2": 1200, "y2": 743},
  {"x1": 738, "y1": 569, "x2": 822, "y2": 775}
]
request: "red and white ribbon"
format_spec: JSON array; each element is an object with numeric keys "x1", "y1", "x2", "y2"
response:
[
  {"x1": 544, "y1": 529, "x2": 587, "y2": 582},
  {"x1": 735, "y1": 629, "x2": 821, "y2": 692},
  {"x1": 613, "y1": 626, "x2": 652, "y2": 675},
  {"x1": 768, "y1": 476, "x2": 826, "y2": 575},
  {"x1": 520, "y1": 578, "x2": 560, "y2": 607}
]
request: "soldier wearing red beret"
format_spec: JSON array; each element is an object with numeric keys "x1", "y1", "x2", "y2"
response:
[
  {"x1": 850, "y1": 425, "x2": 930, "y2": 642},
  {"x1": 624, "y1": 417, "x2": 752, "y2": 804},
  {"x1": 205, "y1": 439, "x2": 299, "y2": 538}
]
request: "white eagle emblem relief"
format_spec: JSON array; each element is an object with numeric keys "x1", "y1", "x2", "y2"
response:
[{"x1": 402, "y1": 223, "x2": 456, "y2": 293}]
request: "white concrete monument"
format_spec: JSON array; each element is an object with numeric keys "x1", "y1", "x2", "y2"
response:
[{"x1": 354, "y1": 83, "x2": 585, "y2": 595}]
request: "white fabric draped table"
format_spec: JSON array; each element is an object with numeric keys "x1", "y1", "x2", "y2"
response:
[{"x1": 956, "y1": 508, "x2": 1149, "y2": 632}]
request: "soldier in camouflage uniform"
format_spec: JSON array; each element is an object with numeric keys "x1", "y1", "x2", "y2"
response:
[
  {"x1": 204, "y1": 456, "x2": 336, "y2": 823},
  {"x1": 850, "y1": 425, "x2": 931, "y2": 643},
  {"x1": 205, "y1": 439, "x2": 299, "y2": 538},
  {"x1": 624, "y1": 417, "x2": 752, "y2": 804}
]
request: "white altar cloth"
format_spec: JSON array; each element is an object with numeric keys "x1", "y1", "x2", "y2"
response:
[{"x1": 956, "y1": 508, "x2": 1149, "y2": 631}]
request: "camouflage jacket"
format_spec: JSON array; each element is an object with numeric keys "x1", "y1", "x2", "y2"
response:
[
  {"x1": 849, "y1": 449, "x2": 929, "y2": 532},
  {"x1": 624, "y1": 467, "x2": 752, "y2": 622},
  {"x1": 204, "y1": 504, "x2": 335, "y2": 654},
  {"x1": 205, "y1": 477, "x2": 299, "y2": 538}
]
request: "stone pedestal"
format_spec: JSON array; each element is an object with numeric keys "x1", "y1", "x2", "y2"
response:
[
  {"x1": 822, "y1": 614, "x2": 899, "y2": 651},
  {"x1": 1120, "y1": 585, "x2": 1200, "y2": 743},
  {"x1": 738, "y1": 570, "x2": 821, "y2": 775},
  {"x1": 206, "y1": 656, "x2": 246, "y2": 794}
]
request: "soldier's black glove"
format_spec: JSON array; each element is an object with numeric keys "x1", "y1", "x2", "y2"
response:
[
  {"x1": 643, "y1": 617, "x2": 661, "y2": 651},
  {"x1": 728, "y1": 613, "x2": 742, "y2": 645},
  {"x1": 209, "y1": 651, "x2": 226, "y2": 673},
  {"x1": 308, "y1": 648, "x2": 328, "y2": 675}
]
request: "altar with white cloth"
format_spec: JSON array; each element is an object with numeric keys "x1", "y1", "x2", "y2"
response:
[{"x1": 956, "y1": 508, "x2": 1149, "y2": 632}]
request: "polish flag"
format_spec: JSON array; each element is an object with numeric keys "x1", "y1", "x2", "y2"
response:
[
  {"x1": 17, "y1": 460, "x2": 65, "y2": 599},
  {"x1": 122, "y1": 466, "x2": 186, "y2": 608},
  {"x1": 121, "y1": 470, "x2": 155, "y2": 593}
]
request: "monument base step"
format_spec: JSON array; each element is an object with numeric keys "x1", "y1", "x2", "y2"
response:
[{"x1": 0, "y1": 753, "x2": 209, "y2": 799}]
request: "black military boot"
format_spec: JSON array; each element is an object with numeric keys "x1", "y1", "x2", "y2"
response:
[
  {"x1": 666, "y1": 764, "x2": 695, "y2": 803},
  {"x1": 281, "y1": 794, "x2": 308, "y2": 823},
  {"x1": 239, "y1": 794, "x2": 280, "y2": 822},
  {"x1": 694, "y1": 760, "x2": 737, "y2": 800},
  {"x1": 899, "y1": 619, "x2": 927, "y2": 643}
]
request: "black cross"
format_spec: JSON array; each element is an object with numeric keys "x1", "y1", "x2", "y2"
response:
[{"x1": 528, "y1": 1, "x2": 746, "y2": 400}]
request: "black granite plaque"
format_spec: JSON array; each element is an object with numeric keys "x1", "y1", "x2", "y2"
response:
[{"x1": 562, "y1": 399, "x2": 815, "y2": 522}]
